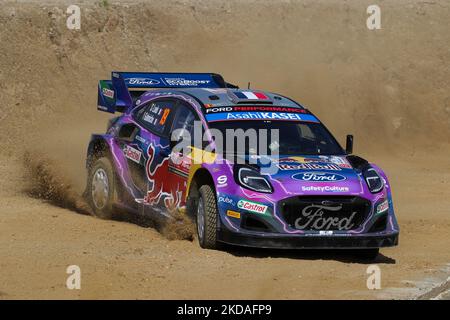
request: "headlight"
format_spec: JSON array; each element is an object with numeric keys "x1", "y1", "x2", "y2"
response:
[
  {"x1": 235, "y1": 165, "x2": 273, "y2": 193},
  {"x1": 363, "y1": 167, "x2": 384, "y2": 193}
]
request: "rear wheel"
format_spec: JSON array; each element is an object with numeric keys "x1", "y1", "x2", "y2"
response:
[
  {"x1": 87, "y1": 157, "x2": 117, "y2": 219},
  {"x1": 196, "y1": 185, "x2": 218, "y2": 249}
]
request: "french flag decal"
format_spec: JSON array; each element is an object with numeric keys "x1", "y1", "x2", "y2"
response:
[{"x1": 234, "y1": 91, "x2": 269, "y2": 100}]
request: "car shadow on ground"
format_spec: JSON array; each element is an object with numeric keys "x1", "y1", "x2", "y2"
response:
[
  {"x1": 223, "y1": 245, "x2": 396, "y2": 264},
  {"x1": 111, "y1": 210, "x2": 395, "y2": 264}
]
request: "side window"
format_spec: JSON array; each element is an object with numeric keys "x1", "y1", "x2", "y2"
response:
[
  {"x1": 138, "y1": 100, "x2": 174, "y2": 135},
  {"x1": 170, "y1": 104, "x2": 197, "y2": 142}
]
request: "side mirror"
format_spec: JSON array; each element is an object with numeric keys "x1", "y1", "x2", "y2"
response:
[{"x1": 346, "y1": 134, "x2": 353, "y2": 154}]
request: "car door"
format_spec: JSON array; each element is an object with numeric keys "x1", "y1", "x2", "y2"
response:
[
  {"x1": 130, "y1": 99, "x2": 176, "y2": 215},
  {"x1": 114, "y1": 120, "x2": 145, "y2": 193},
  {"x1": 164, "y1": 102, "x2": 198, "y2": 211}
]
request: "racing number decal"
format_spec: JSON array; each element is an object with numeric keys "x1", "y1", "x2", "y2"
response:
[{"x1": 159, "y1": 108, "x2": 171, "y2": 125}]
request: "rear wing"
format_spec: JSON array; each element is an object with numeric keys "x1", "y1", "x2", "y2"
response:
[{"x1": 97, "y1": 72, "x2": 235, "y2": 114}]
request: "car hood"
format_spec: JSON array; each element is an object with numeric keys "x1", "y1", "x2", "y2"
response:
[{"x1": 242, "y1": 154, "x2": 366, "y2": 196}]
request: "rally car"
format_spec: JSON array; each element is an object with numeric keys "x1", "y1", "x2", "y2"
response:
[{"x1": 85, "y1": 72, "x2": 399, "y2": 259}]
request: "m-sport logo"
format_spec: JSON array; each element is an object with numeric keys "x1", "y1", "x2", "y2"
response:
[
  {"x1": 292, "y1": 172, "x2": 346, "y2": 182},
  {"x1": 126, "y1": 78, "x2": 161, "y2": 85}
]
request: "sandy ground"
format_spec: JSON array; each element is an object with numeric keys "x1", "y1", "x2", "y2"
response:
[
  {"x1": 1, "y1": 151, "x2": 449, "y2": 299},
  {"x1": 0, "y1": 0, "x2": 449, "y2": 299}
]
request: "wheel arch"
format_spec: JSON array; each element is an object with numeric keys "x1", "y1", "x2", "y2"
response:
[
  {"x1": 186, "y1": 167, "x2": 216, "y2": 217},
  {"x1": 86, "y1": 135, "x2": 112, "y2": 170},
  {"x1": 84, "y1": 136, "x2": 116, "y2": 200}
]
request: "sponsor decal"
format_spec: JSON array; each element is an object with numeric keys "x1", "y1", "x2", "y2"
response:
[
  {"x1": 205, "y1": 106, "x2": 307, "y2": 114},
  {"x1": 139, "y1": 144, "x2": 183, "y2": 212},
  {"x1": 280, "y1": 156, "x2": 320, "y2": 164},
  {"x1": 143, "y1": 112, "x2": 156, "y2": 125},
  {"x1": 294, "y1": 204, "x2": 357, "y2": 231},
  {"x1": 149, "y1": 103, "x2": 162, "y2": 115},
  {"x1": 301, "y1": 186, "x2": 350, "y2": 193},
  {"x1": 237, "y1": 199, "x2": 268, "y2": 214},
  {"x1": 205, "y1": 107, "x2": 233, "y2": 114},
  {"x1": 164, "y1": 78, "x2": 211, "y2": 87},
  {"x1": 126, "y1": 78, "x2": 160, "y2": 86},
  {"x1": 277, "y1": 156, "x2": 351, "y2": 169},
  {"x1": 293, "y1": 172, "x2": 346, "y2": 182},
  {"x1": 226, "y1": 112, "x2": 312, "y2": 121},
  {"x1": 227, "y1": 210, "x2": 241, "y2": 219},
  {"x1": 376, "y1": 200, "x2": 389, "y2": 214},
  {"x1": 218, "y1": 196, "x2": 235, "y2": 205},
  {"x1": 233, "y1": 106, "x2": 306, "y2": 113},
  {"x1": 124, "y1": 145, "x2": 142, "y2": 164},
  {"x1": 102, "y1": 88, "x2": 114, "y2": 99},
  {"x1": 329, "y1": 156, "x2": 352, "y2": 169},
  {"x1": 205, "y1": 112, "x2": 319, "y2": 123},
  {"x1": 168, "y1": 164, "x2": 190, "y2": 179},
  {"x1": 168, "y1": 151, "x2": 191, "y2": 179},
  {"x1": 135, "y1": 135, "x2": 146, "y2": 143},
  {"x1": 278, "y1": 156, "x2": 331, "y2": 164},
  {"x1": 278, "y1": 162, "x2": 341, "y2": 171},
  {"x1": 144, "y1": 91, "x2": 174, "y2": 97},
  {"x1": 217, "y1": 175, "x2": 228, "y2": 187}
]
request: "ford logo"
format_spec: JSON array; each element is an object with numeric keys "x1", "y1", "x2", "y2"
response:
[
  {"x1": 292, "y1": 172, "x2": 346, "y2": 182},
  {"x1": 126, "y1": 78, "x2": 160, "y2": 85}
]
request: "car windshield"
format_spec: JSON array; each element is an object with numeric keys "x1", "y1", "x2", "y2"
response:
[{"x1": 208, "y1": 120, "x2": 344, "y2": 156}]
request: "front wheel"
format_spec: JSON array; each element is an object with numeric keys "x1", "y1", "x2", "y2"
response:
[
  {"x1": 196, "y1": 185, "x2": 218, "y2": 249},
  {"x1": 87, "y1": 157, "x2": 117, "y2": 219}
]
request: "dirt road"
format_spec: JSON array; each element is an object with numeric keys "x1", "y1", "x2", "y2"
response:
[
  {"x1": 0, "y1": 0, "x2": 449, "y2": 299},
  {"x1": 1, "y1": 151, "x2": 449, "y2": 299}
]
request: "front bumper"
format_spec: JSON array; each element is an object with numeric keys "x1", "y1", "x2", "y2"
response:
[{"x1": 218, "y1": 229, "x2": 399, "y2": 249}]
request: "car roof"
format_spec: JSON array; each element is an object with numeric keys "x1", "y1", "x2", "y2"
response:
[
  {"x1": 177, "y1": 88, "x2": 305, "y2": 110},
  {"x1": 134, "y1": 87, "x2": 320, "y2": 125},
  {"x1": 137, "y1": 88, "x2": 305, "y2": 111}
]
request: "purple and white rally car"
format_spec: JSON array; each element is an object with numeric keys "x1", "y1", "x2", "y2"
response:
[{"x1": 86, "y1": 72, "x2": 399, "y2": 259}]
